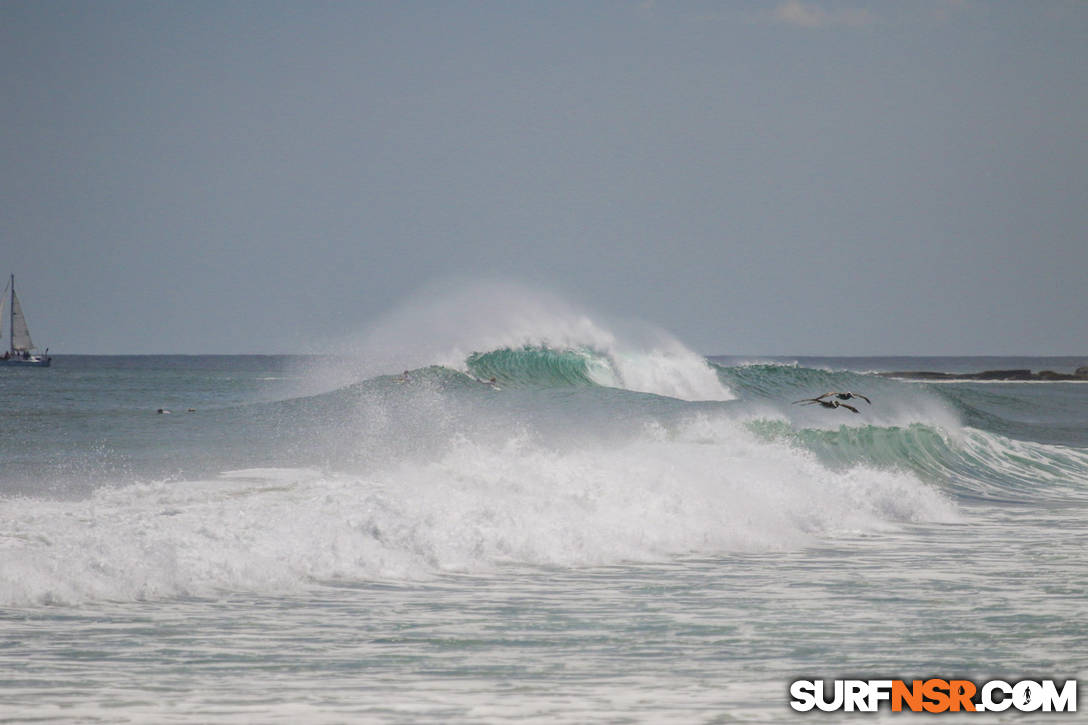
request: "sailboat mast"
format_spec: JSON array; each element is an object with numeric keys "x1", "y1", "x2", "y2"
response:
[{"x1": 8, "y1": 274, "x2": 13, "y2": 356}]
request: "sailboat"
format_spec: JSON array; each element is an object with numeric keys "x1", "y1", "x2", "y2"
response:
[{"x1": 1, "y1": 274, "x2": 51, "y2": 367}]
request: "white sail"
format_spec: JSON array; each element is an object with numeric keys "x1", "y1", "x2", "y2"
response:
[
  {"x1": 11, "y1": 288, "x2": 35, "y2": 351},
  {"x1": 0, "y1": 278, "x2": 7, "y2": 342}
]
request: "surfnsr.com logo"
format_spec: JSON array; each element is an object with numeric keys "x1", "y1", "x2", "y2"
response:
[{"x1": 789, "y1": 679, "x2": 1077, "y2": 713}]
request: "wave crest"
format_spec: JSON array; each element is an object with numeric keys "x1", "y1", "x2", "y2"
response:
[
  {"x1": 339, "y1": 281, "x2": 732, "y2": 401},
  {"x1": 465, "y1": 344, "x2": 732, "y2": 400}
]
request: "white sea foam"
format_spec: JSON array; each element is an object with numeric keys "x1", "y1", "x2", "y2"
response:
[{"x1": 0, "y1": 415, "x2": 957, "y2": 606}]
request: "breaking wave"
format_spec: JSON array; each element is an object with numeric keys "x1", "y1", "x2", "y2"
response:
[
  {"x1": 0, "y1": 416, "x2": 956, "y2": 606},
  {"x1": 3, "y1": 284, "x2": 1085, "y2": 608},
  {"x1": 465, "y1": 343, "x2": 731, "y2": 401},
  {"x1": 332, "y1": 280, "x2": 733, "y2": 401}
]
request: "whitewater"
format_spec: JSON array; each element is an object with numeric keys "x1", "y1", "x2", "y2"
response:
[{"x1": 1, "y1": 298, "x2": 1087, "y2": 722}]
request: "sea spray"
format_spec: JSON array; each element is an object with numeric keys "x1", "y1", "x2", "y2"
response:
[
  {"x1": 327, "y1": 280, "x2": 734, "y2": 401},
  {"x1": 0, "y1": 412, "x2": 956, "y2": 606}
]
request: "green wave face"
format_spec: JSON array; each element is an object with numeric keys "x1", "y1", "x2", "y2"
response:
[
  {"x1": 747, "y1": 419, "x2": 1088, "y2": 502},
  {"x1": 465, "y1": 345, "x2": 615, "y2": 388},
  {"x1": 717, "y1": 362, "x2": 1088, "y2": 502}
]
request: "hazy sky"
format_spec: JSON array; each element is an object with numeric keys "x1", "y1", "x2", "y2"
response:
[{"x1": 2, "y1": 1, "x2": 1085, "y2": 355}]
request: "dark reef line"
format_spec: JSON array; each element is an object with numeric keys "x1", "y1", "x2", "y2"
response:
[{"x1": 879, "y1": 367, "x2": 1088, "y2": 382}]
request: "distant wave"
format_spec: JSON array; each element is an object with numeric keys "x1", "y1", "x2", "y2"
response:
[{"x1": 713, "y1": 361, "x2": 890, "y2": 401}]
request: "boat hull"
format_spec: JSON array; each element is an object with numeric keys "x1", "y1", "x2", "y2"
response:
[{"x1": 0, "y1": 356, "x2": 51, "y2": 367}]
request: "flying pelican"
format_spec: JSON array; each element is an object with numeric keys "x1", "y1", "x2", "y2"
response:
[
  {"x1": 812, "y1": 391, "x2": 871, "y2": 405},
  {"x1": 792, "y1": 398, "x2": 860, "y2": 413}
]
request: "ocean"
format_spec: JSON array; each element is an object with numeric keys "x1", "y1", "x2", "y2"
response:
[{"x1": 2, "y1": 343, "x2": 1087, "y2": 721}]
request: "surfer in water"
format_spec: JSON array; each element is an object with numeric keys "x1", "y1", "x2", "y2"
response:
[{"x1": 792, "y1": 398, "x2": 860, "y2": 413}]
